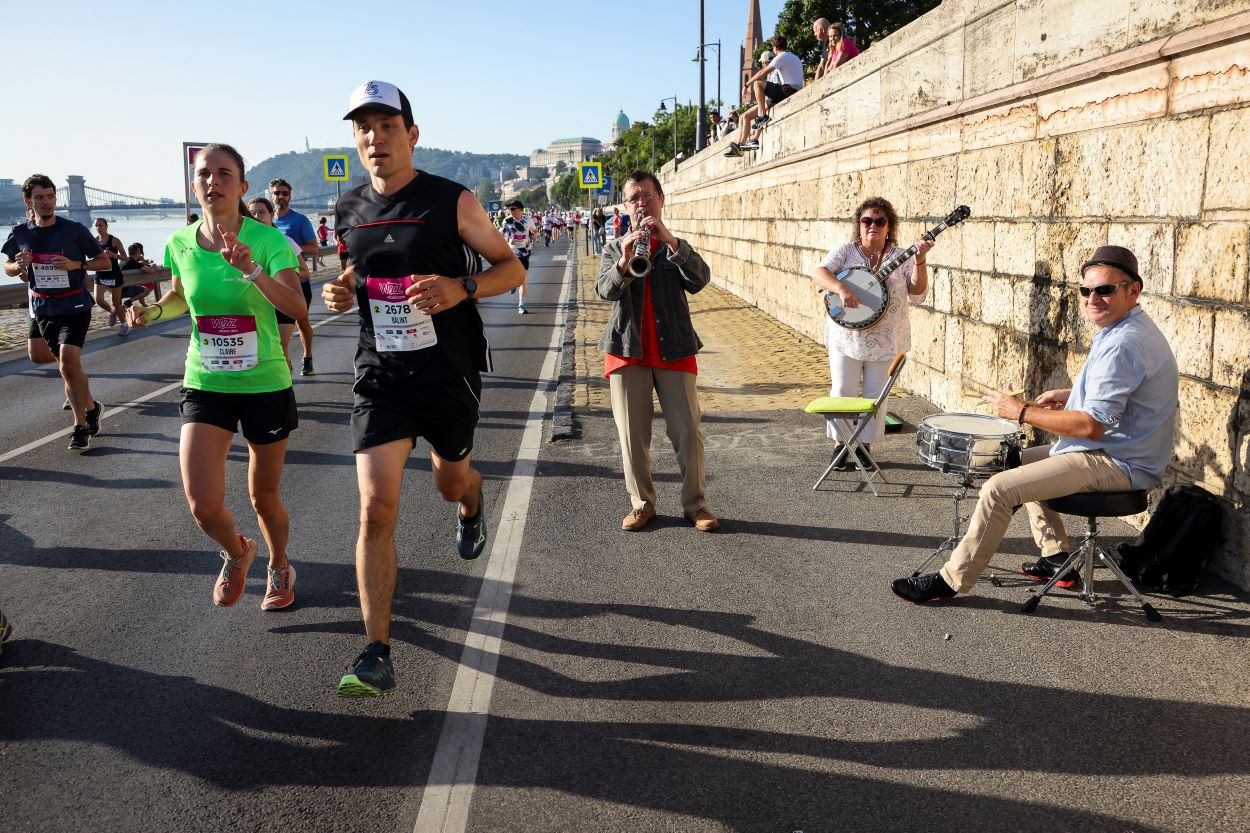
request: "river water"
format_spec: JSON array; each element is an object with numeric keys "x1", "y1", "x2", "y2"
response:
[{"x1": 2, "y1": 213, "x2": 334, "y2": 287}]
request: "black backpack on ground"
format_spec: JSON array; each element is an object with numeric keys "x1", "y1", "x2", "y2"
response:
[{"x1": 1115, "y1": 484, "x2": 1226, "y2": 597}]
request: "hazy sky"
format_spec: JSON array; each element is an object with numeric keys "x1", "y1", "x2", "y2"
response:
[{"x1": 4, "y1": 0, "x2": 786, "y2": 200}]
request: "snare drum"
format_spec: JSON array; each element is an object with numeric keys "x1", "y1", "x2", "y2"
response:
[{"x1": 916, "y1": 413, "x2": 1021, "y2": 476}]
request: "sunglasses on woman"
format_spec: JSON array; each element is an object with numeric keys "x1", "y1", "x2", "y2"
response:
[
  {"x1": 1078, "y1": 281, "x2": 1130, "y2": 298},
  {"x1": 859, "y1": 216, "x2": 887, "y2": 227}
]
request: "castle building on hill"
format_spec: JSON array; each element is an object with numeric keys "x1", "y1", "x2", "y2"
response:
[{"x1": 528, "y1": 137, "x2": 603, "y2": 170}]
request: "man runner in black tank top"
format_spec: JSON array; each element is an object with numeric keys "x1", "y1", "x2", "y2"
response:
[{"x1": 324, "y1": 80, "x2": 524, "y2": 698}]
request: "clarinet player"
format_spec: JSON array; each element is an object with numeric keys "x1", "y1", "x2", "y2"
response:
[{"x1": 597, "y1": 170, "x2": 720, "y2": 533}]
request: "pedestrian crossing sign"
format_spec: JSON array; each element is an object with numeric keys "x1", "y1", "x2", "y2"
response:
[
  {"x1": 324, "y1": 154, "x2": 349, "y2": 182},
  {"x1": 578, "y1": 162, "x2": 602, "y2": 189}
]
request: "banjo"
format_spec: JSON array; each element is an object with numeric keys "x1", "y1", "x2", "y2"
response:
[{"x1": 824, "y1": 205, "x2": 971, "y2": 330}]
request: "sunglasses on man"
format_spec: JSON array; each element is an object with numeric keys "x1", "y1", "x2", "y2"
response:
[{"x1": 1078, "y1": 281, "x2": 1132, "y2": 298}]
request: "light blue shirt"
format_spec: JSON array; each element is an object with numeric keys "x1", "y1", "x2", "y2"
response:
[
  {"x1": 274, "y1": 210, "x2": 316, "y2": 247},
  {"x1": 1051, "y1": 306, "x2": 1178, "y2": 489}
]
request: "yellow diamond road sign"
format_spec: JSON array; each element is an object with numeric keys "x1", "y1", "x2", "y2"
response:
[
  {"x1": 578, "y1": 162, "x2": 602, "y2": 189},
  {"x1": 324, "y1": 154, "x2": 349, "y2": 182}
]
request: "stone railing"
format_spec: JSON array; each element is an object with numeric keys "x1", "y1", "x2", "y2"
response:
[{"x1": 658, "y1": 0, "x2": 1250, "y2": 588}]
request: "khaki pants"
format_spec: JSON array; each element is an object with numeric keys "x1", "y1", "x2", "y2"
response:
[
  {"x1": 940, "y1": 444, "x2": 1132, "y2": 593},
  {"x1": 609, "y1": 365, "x2": 707, "y2": 514}
]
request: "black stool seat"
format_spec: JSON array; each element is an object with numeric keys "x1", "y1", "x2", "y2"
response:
[{"x1": 1043, "y1": 490, "x2": 1147, "y2": 517}]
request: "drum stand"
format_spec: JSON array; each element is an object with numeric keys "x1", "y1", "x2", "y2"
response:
[
  {"x1": 912, "y1": 475, "x2": 975, "y2": 577},
  {"x1": 911, "y1": 474, "x2": 1013, "y2": 584}
]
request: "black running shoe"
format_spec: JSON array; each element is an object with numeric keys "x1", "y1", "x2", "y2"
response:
[
  {"x1": 752, "y1": 114, "x2": 771, "y2": 129},
  {"x1": 62, "y1": 398, "x2": 71, "y2": 411},
  {"x1": 300, "y1": 357, "x2": 315, "y2": 377},
  {"x1": 723, "y1": 142, "x2": 743, "y2": 157},
  {"x1": 68, "y1": 425, "x2": 90, "y2": 451},
  {"x1": 891, "y1": 572, "x2": 957, "y2": 604},
  {"x1": 337, "y1": 642, "x2": 395, "y2": 698},
  {"x1": 85, "y1": 401, "x2": 102, "y2": 436},
  {"x1": 1020, "y1": 552, "x2": 1078, "y2": 588},
  {"x1": 455, "y1": 485, "x2": 488, "y2": 560}
]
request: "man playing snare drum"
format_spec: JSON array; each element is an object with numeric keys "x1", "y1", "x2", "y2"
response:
[{"x1": 891, "y1": 246, "x2": 1178, "y2": 604}]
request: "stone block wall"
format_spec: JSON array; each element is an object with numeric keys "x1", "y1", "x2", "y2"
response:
[{"x1": 658, "y1": 0, "x2": 1250, "y2": 587}]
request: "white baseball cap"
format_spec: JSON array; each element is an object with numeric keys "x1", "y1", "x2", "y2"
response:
[{"x1": 343, "y1": 80, "x2": 413, "y2": 123}]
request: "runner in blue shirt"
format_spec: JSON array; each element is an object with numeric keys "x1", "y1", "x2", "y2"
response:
[
  {"x1": 269, "y1": 178, "x2": 318, "y2": 376},
  {"x1": 2, "y1": 175, "x2": 112, "y2": 450}
]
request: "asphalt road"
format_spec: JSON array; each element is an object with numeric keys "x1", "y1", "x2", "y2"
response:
[{"x1": 3, "y1": 237, "x2": 1250, "y2": 833}]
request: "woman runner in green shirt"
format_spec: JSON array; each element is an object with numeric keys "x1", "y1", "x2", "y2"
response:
[{"x1": 129, "y1": 144, "x2": 306, "y2": 611}]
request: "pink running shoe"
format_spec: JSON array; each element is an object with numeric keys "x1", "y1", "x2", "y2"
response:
[
  {"x1": 212, "y1": 535, "x2": 257, "y2": 607},
  {"x1": 261, "y1": 562, "x2": 297, "y2": 610}
]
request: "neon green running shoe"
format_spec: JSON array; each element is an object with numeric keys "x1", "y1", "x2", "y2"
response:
[{"x1": 337, "y1": 642, "x2": 395, "y2": 698}]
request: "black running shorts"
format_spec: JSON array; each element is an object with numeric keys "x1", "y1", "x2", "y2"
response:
[
  {"x1": 764, "y1": 81, "x2": 797, "y2": 106},
  {"x1": 28, "y1": 317, "x2": 39, "y2": 340},
  {"x1": 274, "y1": 281, "x2": 313, "y2": 325},
  {"x1": 36, "y1": 312, "x2": 92, "y2": 358},
  {"x1": 517, "y1": 252, "x2": 530, "y2": 271},
  {"x1": 351, "y1": 369, "x2": 481, "y2": 462},
  {"x1": 180, "y1": 387, "x2": 298, "y2": 445}
]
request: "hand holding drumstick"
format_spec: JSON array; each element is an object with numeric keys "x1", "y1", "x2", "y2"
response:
[{"x1": 984, "y1": 384, "x2": 1070, "y2": 421}]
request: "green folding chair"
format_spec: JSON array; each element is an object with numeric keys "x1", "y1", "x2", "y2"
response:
[{"x1": 804, "y1": 352, "x2": 907, "y2": 496}]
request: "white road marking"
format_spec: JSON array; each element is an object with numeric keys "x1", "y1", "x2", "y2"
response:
[
  {"x1": 0, "y1": 310, "x2": 351, "y2": 465},
  {"x1": 412, "y1": 253, "x2": 575, "y2": 833}
]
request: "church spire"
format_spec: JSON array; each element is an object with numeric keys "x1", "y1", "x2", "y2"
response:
[{"x1": 742, "y1": 0, "x2": 763, "y2": 106}]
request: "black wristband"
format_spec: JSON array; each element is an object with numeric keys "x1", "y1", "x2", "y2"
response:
[{"x1": 1017, "y1": 404, "x2": 1030, "y2": 425}]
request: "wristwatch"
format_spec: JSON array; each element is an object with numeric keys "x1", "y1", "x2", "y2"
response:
[{"x1": 461, "y1": 277, "x2": 477, "y2": 299}]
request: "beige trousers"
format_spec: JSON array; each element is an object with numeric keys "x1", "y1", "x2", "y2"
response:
[
  {"x1": 608, "y1": 365, "x2": 707, "y2": 514},
  {"x1": 940, "y1": 444, "x2": 1132, "y2": 593}
]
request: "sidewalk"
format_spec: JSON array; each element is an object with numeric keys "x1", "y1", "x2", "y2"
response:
[
  {"x1": 546, "y1": 244, "x2": 1250, "y2": 832},
  {"x1": 570, "y1": 241, "x2": 932, "y2": 419}
]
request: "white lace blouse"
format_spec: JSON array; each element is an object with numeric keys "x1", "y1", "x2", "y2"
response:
[{"x1": 818, "y1": 242, "x2": 926, "y2": 362}]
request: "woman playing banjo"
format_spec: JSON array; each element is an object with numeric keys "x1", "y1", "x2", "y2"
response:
[{"x1": 811, "y1": 197, "x2": 933, "y2": 466}]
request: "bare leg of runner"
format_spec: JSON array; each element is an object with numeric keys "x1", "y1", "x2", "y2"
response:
[
  {"x1": 58, "y1": 346, "x2": 93, "y2": 425},
  {"x1": 354, "y1": 440, "x2": 409, "y2": 645},
  {"x1": 247, "y1": 439, "x2": 291, "y2": 571},
  {"x1": 431, "y1": 451, "x2": 482, "y2": 520},
  {"x1": 180, "y1": 423, "x2": 250, "y2": 557}
]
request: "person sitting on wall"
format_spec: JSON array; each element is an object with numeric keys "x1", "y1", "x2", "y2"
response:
[
  {"x1": 724, "y1": 37, "x2": 804, "y2": 157},
  {"x1": 822, "y1": 21, "x2": 860, "y2": 75},
  {"x1": 891, "y1": 246, "x2": 1179, "y2": 605}
]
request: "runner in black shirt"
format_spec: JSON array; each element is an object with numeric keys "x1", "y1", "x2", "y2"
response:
[
  {"x1": 3, "y1": 175, "x2": 111, "y2": 450},
  {"x1": 324, "y1": 80, "x2": 524, "y2": 697}
]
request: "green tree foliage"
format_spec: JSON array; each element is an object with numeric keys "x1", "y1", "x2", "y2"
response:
[
  {"x1": 772, "y1": 0, "x2": 940, "y2": 74},
  {"x1": 517, "y1": 185, "x2": 549, "y2": 211},
  {"x1": 473, "y1": 178, "x2": 500, "y2": 204},
  {"x1": 599, "y1": 104, "x2": 700, "y2": 191},
  {"x1": 549, "y1": 172, "x2": 580, "y2": 209},
  {"x1": 245, "y1": 147, "x2": 527, "y2": 201}
]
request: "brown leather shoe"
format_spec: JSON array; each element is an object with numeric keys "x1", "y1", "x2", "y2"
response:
[
  {"x1": 622, "y1": 508, "x2": 656, "y2": 531},
  {"x1": 683, "y1": 508, "x2": 720, "y2": 532}
]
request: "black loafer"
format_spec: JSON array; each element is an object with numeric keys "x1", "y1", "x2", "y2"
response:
[
  {"x1": 1020, "y1": 553, "x2": 1078, "y2": 588},
  {"x1": 891, "y1": 572, "x2": 957, "y2": 604}
]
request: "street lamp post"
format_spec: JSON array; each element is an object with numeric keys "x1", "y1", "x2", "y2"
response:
[
  {"x1": 696, "y1": 0, "x2": 707, "y2": 152},
  {"x1": 658, "y1": 95, "x2": 679, "y2": 171},
  {"x1": 694, "y1": 40, "x2": 722, "y2": 139}
]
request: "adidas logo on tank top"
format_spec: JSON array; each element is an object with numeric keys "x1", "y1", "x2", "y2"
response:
[{"x1": 384, "y1": 234, "x2": 395, "y2": 243}]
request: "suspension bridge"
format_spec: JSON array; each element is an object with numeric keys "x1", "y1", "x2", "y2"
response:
[{"x1": 0, "y1": 175, "x2": 343, "y2": 225}]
